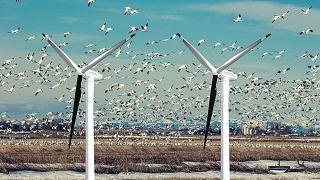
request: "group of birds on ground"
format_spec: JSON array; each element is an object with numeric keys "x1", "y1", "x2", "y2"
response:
[
  {"x1": 2, "y1": 2, "x2": 319, "y2": 135},
  {"x1": 0, "y1": 135, "x2": 320, "y2": 150}
]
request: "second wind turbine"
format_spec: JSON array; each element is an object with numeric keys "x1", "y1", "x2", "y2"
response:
[{"x1": 177, "y1": 33, "x2": 271, "y2": 180}]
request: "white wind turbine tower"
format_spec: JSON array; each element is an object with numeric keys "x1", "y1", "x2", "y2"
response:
[
  {"x1": 176, "y1": 33, "x2": 270, "y2": 180},
  {"x1": 42, "y1": 33, "x2": 135, "y2": 180}
]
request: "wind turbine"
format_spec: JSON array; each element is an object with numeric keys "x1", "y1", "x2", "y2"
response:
[
  {"x1": 176, "y1": 33, "x2": 270, "y2": 180},
  {"x1": 42, "y1": 33, "x2": 135, "y2": 180}
]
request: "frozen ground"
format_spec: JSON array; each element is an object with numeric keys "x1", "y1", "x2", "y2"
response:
[
  {"x1": 243, "y1": 160, "x2": 320, "y2": 169},
  {"x1": 0, "y1": 170, "x2": 319, "y2": 180},
  {"x1": 0, "y1": 160, "x2": 319, "y2": 180}
]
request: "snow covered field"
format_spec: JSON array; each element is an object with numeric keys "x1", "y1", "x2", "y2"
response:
[{"x1": 0, "y1": 170, "x2": 319, "y2": 180}]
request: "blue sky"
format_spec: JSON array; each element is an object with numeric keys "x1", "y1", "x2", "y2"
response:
[
  {"x1": 0, "y1": 0, "x2": 318, "y2": 128},
  {"x1": 1, "y1": 0, "x2": 319, "y2": 67}
]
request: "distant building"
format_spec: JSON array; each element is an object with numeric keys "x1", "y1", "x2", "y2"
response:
[{"x1": 241, "y1": 125, "x2": 254, "y2": 135}]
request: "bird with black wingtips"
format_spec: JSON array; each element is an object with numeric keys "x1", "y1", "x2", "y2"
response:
[
  {"x1": 197, "y1": 39, "x2": 205, "y2": 46},
  {"x1": 299, "y1": 29, "x2": 313, "y2": 35},
  {"x1": 213, "y1": 42, "x2": 224, "y2": 48},
  {"x1": 85, "y1": 49, "x2": 96, "y2": 54},
  {"x1": 88, "y1": 0, "x2": 95, "y2": 6},
  {"x1": 233, "y1": 14, "x2": 242, "y2": 22},
  {"x1": 272, "y1": 15, "x2": 281, "y2": 23},
  {"x1": 129, "y1": 9, "x2": 139, "y2": 15},
  {"x1": 64, "y1": 32, "x2": 72, "y2": 37},
  {"x1": 124, "y1": 6, "x2": 132, "y2": 15},
  {"x1": 262, "y1": 52, "x2": 272, "y2": 58},
  {"x1": 297, "y1": 51, "x2": 308, "y2": 59},
  {"x1": 271, "y1": 10, "x2": 288, "y2": 23},
  {"x1": 281, "y1": 11, "x2": 289, "y2": 18},
  {"x1": 140, "y1": 23, "x2": 148, "y2": 32},
  {"x1": 129, "y1": 26, "x2": 139, "y2": 33},
  {"x1": 301, "y1": 6, "x2": 312, "y2": 15},
  {"x1": 309, "y1": 53, "x2": 318, "y2": 62},
  {"x1": 5, "y1": 85, "x2": 15, "y2": 93},
  {"x1": 35, "y1": 89, "x2": 43, "y2": 96},
  {"x1": 229, "y1": 41, "x2": 237, "y2": 50},
  {"x1": 8, "y1": 27, "x2": 20, "y2": 34}
]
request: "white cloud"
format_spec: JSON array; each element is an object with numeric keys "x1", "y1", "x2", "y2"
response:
[
  {"x1": 60, "y1": 16, "x2": 80, "y2": 24},
  {"x1": 143, "y1": 12, "x2": 184, "y2": 21},
  {"x1": 188, "y1": 1, "x2": 320, "y2": 35},
  {"x1": 155, "y1": 15, "x2": 184, "y2": 21}
]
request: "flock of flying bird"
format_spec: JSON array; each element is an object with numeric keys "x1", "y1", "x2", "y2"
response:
[{"x1": 2, "y1": 2, "x2": 319, "y2": 136}]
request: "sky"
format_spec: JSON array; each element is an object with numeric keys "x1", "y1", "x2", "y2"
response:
[{"x1": 0, "y1": 0, "x2": 318, "y2": 129}]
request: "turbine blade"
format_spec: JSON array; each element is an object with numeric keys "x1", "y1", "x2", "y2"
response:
[
  {"x1": 176, "y1": 33, "x2": 217, "y2": 73},
  {"x1": 81, "y1": 34, "x2": 136, "y2": 73},
  {"x1": 204, "y1": 75, "x2": 218, "y2": 149},
  {"x1": 42, "y1": 33, "x2": 82, "y2": 74},
  {"x1": 69, "y1": 75, "x2": 83, "y2": 149},
  {"x1": 217, "y1": 34, "x2": 271, "y2": 74}
]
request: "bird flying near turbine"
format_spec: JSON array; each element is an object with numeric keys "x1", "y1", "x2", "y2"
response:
[
  {"x1": 42, "y1": 32, "x2": 135, "y2": 180},
  {"x1": 176, "y1": 33, "x2": 270, "y2": 180}
]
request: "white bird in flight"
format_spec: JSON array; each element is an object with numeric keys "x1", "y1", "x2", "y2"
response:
[
  {"x1": 233, "y1": 14, "x2": 242, "y2": 22},
  {"x1": 301, "y1": 6, "x2": 312, "y2": 15},
  {"x1": 8, "y1": 27, "x2": 20, "y2": 34},
  {"x1": 262, "y1": 52, "x2": 272, "y2": 58},
  {"x1": 309, "y1": 53, "x2": 318, "y2": 62},
  {"x1": 197, "y1": 39, "x2": 205, "y2": 46},
  {"x1": 281, "y1": 11, "x2": 289, "y2": 18},
  {"x1": 140, "y1": 23, "x2": 148, "y2": 32},
  {"x1": 129, "y1": 9, "x2": 139, "y2": 15},
  {"x1": 88, "y1": 0, "x2": 95, "y2": 6},
  {"x1": 272, "y1": 11, "x2": 289, "y2": 23},
  {"x1": 299, "y1": 29, "x2": 313, "y2": 35},
  {"x1": 5, "y1": 85, "x2": 15, "y2": 93},
  {"x1": 124, "y1": 6, "x2": 132, "y2": 15},
  {"x1": 25, "y1": 36, "x2": 36, "y2": 41},
  {"x1": 84, "y1": 44, "x2": 96, "y2": 49},
  {"x1": 35, "y1": 89, "x2": 43, "y2": 96},
  {"x1": 297, "y1": 51, "x2": 308, "y2": 59},
  {"x1": 129, "y1": 26, "x2": 139, "y2": 33},
  {"x1": 272, "y1": 15, "x2": 281, "y2": 23},
  {"x1": 99, "y1": 22, "x2": 113, "y2": 35},
  {"x1": 63, "y1": 32, "x2": 72, "y2": 37}
]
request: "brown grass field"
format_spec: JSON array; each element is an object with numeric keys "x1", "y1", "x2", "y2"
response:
[{"x1": 0, "y1": 136, "x2": 319, "y2": 174}]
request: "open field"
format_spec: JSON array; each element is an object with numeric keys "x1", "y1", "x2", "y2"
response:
[{"x1": 0, "y1": 136, "x2": 319, "y2": 175}]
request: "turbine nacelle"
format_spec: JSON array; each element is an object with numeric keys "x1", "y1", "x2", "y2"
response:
[
  {"x1": 219, "y1": 70, "x2": 237, "y2": 80},
  {"x1": 76, "y1": 69, "x2": 103, "y2": 80},
  {"x1": 84, "y1": 70, "x2": 103, "y2": 80},
  {"x1": 207, "y1": 69, "x2": 237, "y2": 80}
]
